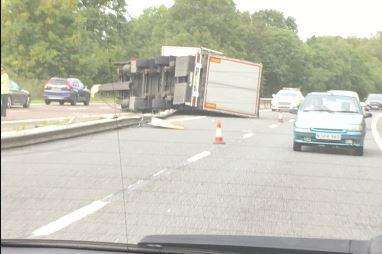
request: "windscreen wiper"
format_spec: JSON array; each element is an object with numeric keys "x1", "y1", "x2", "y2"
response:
[
  {"x1": 335, "y1": 110, "x2": 359, "y2": 113},
  {"x1": 2, "y1": 235, "x2": 382, "y2": 254},
  {"x1": 0, "y1": 238, "x2": 226, "y2": 254}
]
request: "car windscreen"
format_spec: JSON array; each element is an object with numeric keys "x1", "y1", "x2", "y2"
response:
[
  {"x1": 301, "y1": 94, "x2": 361, "y2": 113},
  {"x1": 9, "y1": 81, "x2": 20, "y2": 91},
  {"x1": 48, "y1": 78, "x2": 66, "y2": 86}
]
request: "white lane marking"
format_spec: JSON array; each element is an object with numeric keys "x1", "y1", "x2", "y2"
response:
[
  {"x1": 242, "y1": 133, "x2": 254, "y2": 139},
  {"x1": 153, "y1": 169, "x2": 166, "y2": 177},
  {"x1": 30, "y1": 166, "x2": 172, "y2": 237},
  {"x1": 2, "y1": 117, "x2": 68, "y2": 124},
  {"x1": 167, "y1": 116, "x2": 206, "y2": 123},
  {"x1": 187, "y1": 151, "x2": 211, "y2": 163},
  {"x1": 67, "y1": 107, "x2": 87, "y2": 110},
  {"x1": 269, "y1": 124, "x2": 279, "y2": 129},
  {"x1": 68, "y1": 116, "x2": 76, "y2": 124},
  {"x1": 31, "y1": 149, "x2": 212, "y2": 237},
  {"x1": 371, "y1": 113, "x2": 382, "y2": 151},
  {"x1": 127, "y1": 179, "x2": 144, "y2": 191},
  {"x1": 289, "y1": 119, "x2": 295, "y2": 123},
  {"x1": 31, "y1": 200, "x2": 109, "y2": 237},
  {"x1": 103, "y1": 193, "x2": 114, "y2": 200}
]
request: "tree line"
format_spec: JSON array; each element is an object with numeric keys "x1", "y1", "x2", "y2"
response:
[{"x1": 1, "y1": 0, "x2": 381, "y2": 98}]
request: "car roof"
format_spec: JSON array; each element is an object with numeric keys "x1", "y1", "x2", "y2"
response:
[
  {"x1": 328, "y1": 90, "x2": 358, "y2": 96},
  {"x1": 278, "y1": 89, "x2": 301, "y2": 93},
  {"x1": 306, "y1": 92, "x2": 328, "y2": 96},
  {"x1": 50, "y1": 77, "x2": 66, "y2": 80},
  {"x1": 306, "y1": 91, "x2": 361, "y2": 100}
]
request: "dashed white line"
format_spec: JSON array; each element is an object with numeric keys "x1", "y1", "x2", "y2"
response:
[
  {"x1": 187, "y1": 151, "x2": 211, "y2": 163},
  {"x1": 103, "y1": 193, "x2": 114, "y2": 200},
  {"x1": 153, "y1": 169, "x2": 166, "y2": 177},
  {"x1": 31, "y1": 150, "x2": 213, "y2": 237},
  {"x1": 269, "y1": 124, "x2": 279, "y2": 129},
  {"x1": 242, "y1": 133, "x2": 254, "y2": 139},
  {"x1": 31, "y1": 200, "x2": 109, "y2": 237},
  {"x1": 371, "y1": 113, "x2": 382, "y2": 151},
  {"x1": 2, "y1": 117, "x2": 68, "y2": 124}
]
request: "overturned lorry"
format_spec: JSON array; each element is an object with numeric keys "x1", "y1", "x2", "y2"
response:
[{"x1": 108, "y1": 46, "x2": 263, "y2": 117}]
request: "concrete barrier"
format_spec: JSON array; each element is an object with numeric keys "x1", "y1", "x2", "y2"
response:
[{"x1": 1, "y1": 115, "x2": 151, "y2": 149}]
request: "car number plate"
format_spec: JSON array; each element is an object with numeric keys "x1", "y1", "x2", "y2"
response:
[{"x1": 316, "y1": 132, "x2": 341, "y2": 141}]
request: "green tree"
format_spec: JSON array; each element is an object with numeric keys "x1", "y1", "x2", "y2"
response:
[
  {"x1": 306, "y1": 36, "x2": 382, "y2": 98},
  {"x1": 252, "y1": 9, "x2": 298, "y2": 33},
  {"x1": 1, "y1": 0, "x2": 381, "y2": 98}
]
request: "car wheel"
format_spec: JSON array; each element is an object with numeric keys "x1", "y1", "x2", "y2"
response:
[
  {"x1": 23, "y1": 97, "x2": 30, "y2": 108},
  {"x1": 7, "y1": 97, "x2": 12, "y2": 108},
  {"x1": 70, "y1": 96, "x2": 77, "y2": 106},
  {"x1": 45, "y1": 99, "x2": 51, "y2": 105},
  {"x1": 83, "y1": 95, "x2": 90, "y2": 106},
  {"x1": 293, "y1": 142, "x2": 302, "y2": 151},
  {"x1": 352, "y1": 147, "x2": 363, "y2": 156},
  {"x1": 59, "y1": 101, "x2": 65, "y2": 105}
]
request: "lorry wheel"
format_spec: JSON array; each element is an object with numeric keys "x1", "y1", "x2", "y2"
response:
[
  {"x1": 352, "y1": 147, "x2": 363, "y2": 156},
  {"x1": 45, "y1": 100, "x2": 51, "y2": 105},
  {"x1": 59, "y1": 101, "x2": 64, "y2": 105},
  {"x1": 293, "y1": 142, "x2": 302, "y2": 151}
]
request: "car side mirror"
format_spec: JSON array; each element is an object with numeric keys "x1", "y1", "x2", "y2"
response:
[
  {"x1": 289, "y1": 108, "x2": 298, "y2": 114},
  {"x1": 365, "y1": 112, "x2": 372, "y2": 118},
  {"x1": 272, "y1": 94, "x2": 275, "y2": 98}
]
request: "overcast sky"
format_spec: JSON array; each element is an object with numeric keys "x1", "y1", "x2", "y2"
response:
[{"x1": 126, "y1": 0, "x2": 382, "y2": 40}]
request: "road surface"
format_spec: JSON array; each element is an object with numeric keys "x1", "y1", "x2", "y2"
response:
[{"x1": 1, "y1": 111, "x2": 382, "y2": 243}]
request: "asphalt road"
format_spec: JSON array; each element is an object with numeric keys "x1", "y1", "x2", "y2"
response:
[
  {"x1": 3, "y1": 102, "x2": 121, "y2": 121},
  {"x1": 1, "y1": 111, "x2": 382, "y2": 244}
]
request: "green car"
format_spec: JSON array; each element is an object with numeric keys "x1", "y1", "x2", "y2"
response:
[{"x1": 291, "y1": 92, "x2": 372, "y2": 156}]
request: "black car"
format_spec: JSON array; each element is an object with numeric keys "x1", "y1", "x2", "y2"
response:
[
  {"x1": 7, "y1": 80, "x2": 31, "y2": 108},
  {"x1": 43, "y1": 77, "x2": 90, "y2": 106},
  {"x1": 365, "y1": 93, "x2": 382, "y2": 110}
]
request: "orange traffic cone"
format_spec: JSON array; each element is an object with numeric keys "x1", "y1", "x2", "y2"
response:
[
  {"x1": 277, "y1": 112, "x2": 284, "y2": 123},
  {"x1": 214, "y1": 121, "x2": 225, "y2": 144}
]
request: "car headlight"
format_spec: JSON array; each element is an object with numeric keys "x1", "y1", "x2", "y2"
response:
[
  {"x1": 347, "y1": 124, "x2": 363, "y2": 132},
  {"x1": 294, "y1": 122, "x2": 310, "y2": 132},
  {"x1": 294, "y1": 127, "x2": 311, "y2": 133}
]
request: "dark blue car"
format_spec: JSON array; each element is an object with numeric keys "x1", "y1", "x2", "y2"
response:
[{"x1": 44, "y1": 77, "x2": 90, "y2": 106}]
